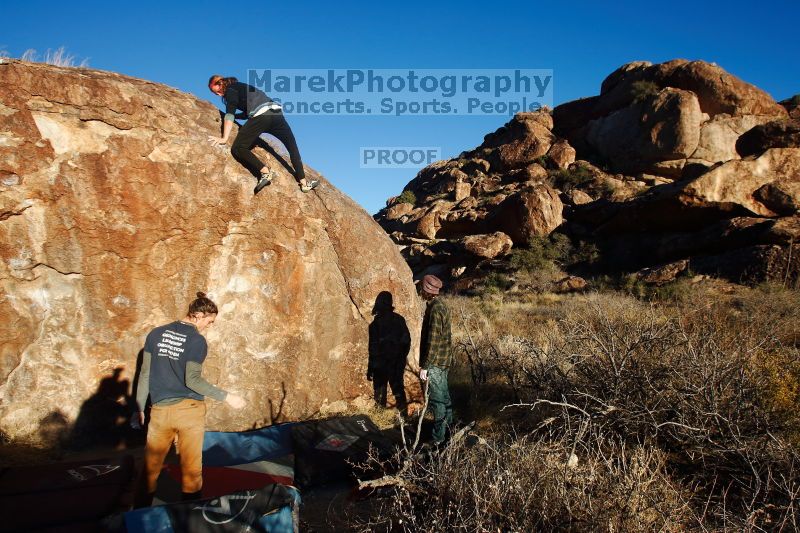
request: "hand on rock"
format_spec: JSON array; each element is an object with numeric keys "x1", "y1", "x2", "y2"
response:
[
  {"x1": 208, "y1": 136, "x2": 225, "y2": 146},
  {"x1": 419, "y1": 368, "x2": 428, "y2": 381},
  {"x1": 225, "y1": 393, "x2": 246, "y2": 409}
]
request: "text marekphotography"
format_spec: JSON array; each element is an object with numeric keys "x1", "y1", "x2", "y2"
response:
[{"x1": 247, "y1": 69, "x2": 553, "y2": 116}]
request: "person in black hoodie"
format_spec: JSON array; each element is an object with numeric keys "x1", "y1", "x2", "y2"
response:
[{"x1": 208, "y1": 74, "x2": 319, "y2": 195}]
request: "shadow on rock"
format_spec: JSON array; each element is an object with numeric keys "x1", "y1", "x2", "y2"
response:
[
  {"x1": 368, "y1": 291, "x2": 411, "y2": 416},
  {"x1": 65, "y1": 367, "x2": 143, "y2": 451}
]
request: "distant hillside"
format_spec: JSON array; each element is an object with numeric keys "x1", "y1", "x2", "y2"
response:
[{"x1": 375, "y1": 59, "x2": 800, "y2": 293}]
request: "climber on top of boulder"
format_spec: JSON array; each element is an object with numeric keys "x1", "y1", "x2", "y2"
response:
[{"x1": 207, "y1": 74, "x2": 319, "y2": 195}]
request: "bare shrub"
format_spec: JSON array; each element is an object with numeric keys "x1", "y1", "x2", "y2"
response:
[
  {"x1": 353, "y1": 432, "x2": 694, "y2": 532},
  {"x1": 484, "y1": 292, "x2": 800, "y2": 528},
  {"x1": 431, "y1": 287, "x2": 800, "y2": 529},
  {"x1": 349, "y1": 288, "x2": 800, "y2": 530}
]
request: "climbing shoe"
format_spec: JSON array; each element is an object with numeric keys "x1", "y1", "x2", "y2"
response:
[
  {"x1": 254, "y1": 171, "x2": 274, "y2": 195},
  {"x1": 300, "y1": 178, "x2": 319, "y2": 193}
]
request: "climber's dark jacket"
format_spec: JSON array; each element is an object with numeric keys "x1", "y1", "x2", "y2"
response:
[{"x1": 223, "y1": 82, "x2": 279, "y2": 122}]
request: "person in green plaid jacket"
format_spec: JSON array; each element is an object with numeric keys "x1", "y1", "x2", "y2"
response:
[{"x1": 418, "y1": 274, "x2": 453, "y2": 445}]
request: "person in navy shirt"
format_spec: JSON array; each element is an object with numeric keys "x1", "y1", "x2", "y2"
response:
[{"x1": 133, "y1": 292, "x2": 245, "y2": 506}]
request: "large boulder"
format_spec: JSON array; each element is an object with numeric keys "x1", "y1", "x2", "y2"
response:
[
  {"x1": 595, "y1": 59, "x2": 787, "y2": 118},
  {"x1": 691, "y1": 114, "x2": 773, "y2": 164},
  {"x1": 754, "y1": 182, "x2": 800, "y2": 216},
  {"x1": 384, "y1": 201, "x2": 415, "y2": 220},
  {"x1": 781, "y1": 96, "x2": 800, "y2": 120},
  {"x1": 554, "y1": 60, "x2": 788, "y2": 178},
  {"x1": 546, "y1": 140, "x2": 576, "y2": 170},
  {"x1": 415, "y1": 200, "x2": 455, "y2": 239},
  {"x1": 0, "y1": 60, "x2": 420, "y2": 441},
  {"x1": 477, "y1": 111, "x2": 554, "y2": 171},
  {"x1": 584, "y1": 88, "x2": 703, "y2": 175},
  {"x1": 461, "y1": 232, "x2": 513, "y2": 259},
  {"x1": 571, "y1": 148, "x2": 800, "y2": 235},
  {"x1": 492, "y1": 184, "x2": 564, "y2": 244}
]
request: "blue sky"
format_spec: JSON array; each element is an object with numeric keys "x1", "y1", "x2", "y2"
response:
[{"x1": 4, "y1": 0, "x2": 798, "y2": 214}]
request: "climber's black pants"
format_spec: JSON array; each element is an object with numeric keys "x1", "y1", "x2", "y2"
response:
[{"x1": 230, "y1": 111, "x2": 305, "y2": 182}]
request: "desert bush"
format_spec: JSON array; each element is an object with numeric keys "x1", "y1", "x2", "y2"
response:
[
  {"x1": 533, "y1": 154, "x2": 552, "y2": 169},
  {"x1": 608, "y1": 273, "x2": 693, "y2": 302},
  {"x1": 567, "y1": 240, "x2": 600, "y2": 266},
  {"x1": 353, "y1": 432, "x2": 694, "y2": 532},
  {"x1": 481, "y1": 272, "x2": 514, "y2": 294},
  {"x1": 450, "y1": 289, "x2": 800, "y2": 530},
  {"x1": 631, "y1": 80, "x2": 660, "y2": 103},
  {"x1": 509, "y1": 233, "x2": 572, "y2": 271},
  {"x1": 396, "y1": 189, "x2": 417, "y2": 205},
  {"x1": 355, "y1": 287, "x2": 800, "y2": 530},
  {"x1": 649, "y1": 278, "x2": 692, "y2": 301},
  {"x1": 508, "y1": 234, "x2": 598, "y2": 278},
  {"x1": 549, "y1": 164, "x2": 594, "y2": 192},
  {"x1": 516, "y1": 265, "x2": 565, "y2": 294},
  {"x1": 465, "y1": 292, "x2": 800, "y2": 528}
]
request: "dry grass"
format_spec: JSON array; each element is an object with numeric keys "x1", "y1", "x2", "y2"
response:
[
  {"x1": 19, "y1": 46, "x2": 89, "y2": 67},
  {"x1": 351, "y1": 282, "x2": 800, "y2": 531},
  {"x1": 355, "y1": 434, "x2": 693, "y2": 532}
]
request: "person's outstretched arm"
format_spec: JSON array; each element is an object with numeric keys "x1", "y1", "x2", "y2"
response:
[
  {"x1": 185, "y1": 361, "x2": 246, "y2": 408},
  {"x1": 209, "y1": 85, "x2": 238, "y2": 145},
  {"x1": 185, "y1": 360, "x2": 227, "y2": 401},
  {"x1": 214, "y1": 117, "x2": 234, "y2": 144}
]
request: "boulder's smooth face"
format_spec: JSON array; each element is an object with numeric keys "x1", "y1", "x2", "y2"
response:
[{"x1": 0, "y1": 60, "x2": 420, "y2": 441}]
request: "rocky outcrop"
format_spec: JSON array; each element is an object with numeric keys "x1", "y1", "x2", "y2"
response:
[
  {"x1": 636, "y1": 260, "x2": 690, "y2": 285},
  {"x1": 554, "y1": 59, "x2": 788, "y2": 179},
  {"x1": 0, "y1": 60, "x2": 420, "y2": 442},
  {"x1": 376, "y1": 59, "x2": 799, "y2": 287},
  {"x1": 553, "y1": 275, "x2": 588, "y2": 292},
  {"x1": 679, "y1": 148, "x2": 800, "y2": 217},
  {"x1": 375, "y1": 110, "x2": 569, "y2": 280}
]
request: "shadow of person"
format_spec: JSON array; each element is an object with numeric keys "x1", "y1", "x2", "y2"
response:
[
  {"x1": 368, "y1": 291, "x2": 411, "y2": 416},
  {"x1": 38, "y1": 411, "x2": 70, "y2": 448},
  {"x1": 67, "y1": 367, "x2": 138, "y2": 451}
]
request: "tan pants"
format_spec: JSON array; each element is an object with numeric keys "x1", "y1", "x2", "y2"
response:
[{"x1": 144, "y1": 398, "x2": 206, "y2": 494}]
